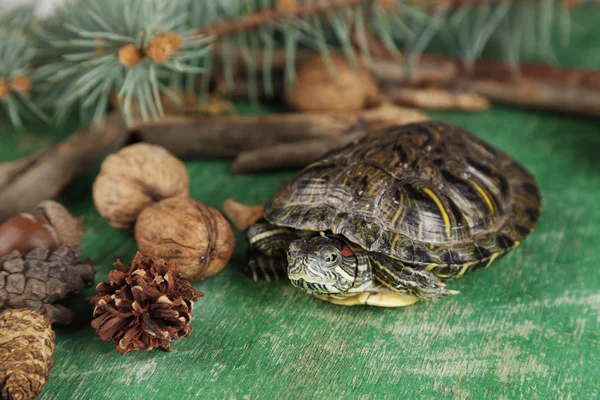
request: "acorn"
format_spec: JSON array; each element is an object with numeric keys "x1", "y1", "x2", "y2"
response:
[{"x1": 0, "y1": 201, "x2": 84, "y2": 259}]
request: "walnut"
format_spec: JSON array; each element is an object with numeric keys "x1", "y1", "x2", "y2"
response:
[
  {"x1": 135, "y1": 197, "x2": 235, "y2": 281},
  {"x1": 93, "y1": 143, "x2": 190, "y2": 231},
  {"x1": 286, "y1": 53, "x2": 380, "y2": 112}
]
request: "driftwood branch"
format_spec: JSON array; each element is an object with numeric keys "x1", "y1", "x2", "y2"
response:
[
  {"x1": 131, "y1": 113, "x2": 355, "y2": 158},
  {"x1": 231, "y1": 103, "x2": 428, "y2": 173},
  {"x1": 0, "y1": 113, "x2": 128, "y2": 221},
  {"x1": 232, "y1": 130, "x2": 365, "y2": 174},
  {"x1": 131, "y1": 103, "x2": 425, "y2": 159},
  {"x1": 373, "y1": 55, "x2": 600, "y2": 118},
  {"x1": 381, "y1": 86, "x2": 490, "y2": 111}
]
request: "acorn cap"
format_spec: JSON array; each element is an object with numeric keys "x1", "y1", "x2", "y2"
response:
[{"x1": 36, "y1": 201, "x2": 84, "y2": 247}]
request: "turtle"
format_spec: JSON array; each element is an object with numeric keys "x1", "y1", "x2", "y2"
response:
[{"x1": 245, "y1": 121, "x2": 542, "y2": 307}]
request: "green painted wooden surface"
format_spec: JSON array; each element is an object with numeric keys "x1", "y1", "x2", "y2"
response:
[{"x1": 1, "y1": 9, "x2": 600, "y2": 400}]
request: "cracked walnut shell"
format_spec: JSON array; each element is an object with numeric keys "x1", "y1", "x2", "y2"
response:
[
  {"x1": 93, "y1": 143, "x2": 190, "y2": 230},
  {"x1": 135, "y1": 197, "x2": 235, "y2": 281}
]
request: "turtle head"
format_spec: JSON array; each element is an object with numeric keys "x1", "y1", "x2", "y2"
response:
[{"x1": 287, "y1": 235, "x2": 359, "y2": 294}]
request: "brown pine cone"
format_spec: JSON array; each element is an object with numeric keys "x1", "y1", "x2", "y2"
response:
[
  {"x1": 0, "y1": 246, "x2": 96, "y2": 325},
  {"x1": 91, "y1": 252, "x2": 203, "y2": 354},
  {"x1": 0, "y1": 309, "x2": 55, "y2": 400}
]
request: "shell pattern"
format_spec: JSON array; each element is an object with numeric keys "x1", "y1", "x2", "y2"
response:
[{"x1": 265, "y1": 122, "x2": 542, "y2": 279}]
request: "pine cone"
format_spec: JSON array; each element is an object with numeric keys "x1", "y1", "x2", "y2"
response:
[
  {"x1": 0, "y1": 309, "x2": 55, "y2": 400},
  {"x1": 91, "y1": 252, "x2": 203, "y2": 354},
  {"x1": 0, "y1": 246, "x2": 95, "y2": 325}
]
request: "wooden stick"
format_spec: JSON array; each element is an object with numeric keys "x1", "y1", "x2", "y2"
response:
[
  {"x1": 224, "y1": 46, "x2": 600, "y2": 118},
  {"x1": 462, "y1": 79, "x2": 600, "y2": 118},
  {"x1": 131, "y1": 113, "x2": 358, "y2": 158},
  {"x1": 131, "y1": 104, "x2": 426, "y2": 159},
  {"x1": 232, "y1": 103, "x2": 428, "y2": 173},
  {"x1": 382, "y1": 86, "x2": 490, "y2": 111},
  {"x1": 232, "y1": 131, "x2": 365, "y2": 173},
  {"x1": 372, "y1": 54, "x2": 600, "y2": 118},
  {"x1": 0, "y1": 113, "x2": 128, "y2": 221}
]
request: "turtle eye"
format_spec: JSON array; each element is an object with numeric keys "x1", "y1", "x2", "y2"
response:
[
  {"x1": 325, "y1": 252, "x2": 338, "y2": 264},
  {"x1": 287, "y1": 248, "x2": 293, "y2": 258}
]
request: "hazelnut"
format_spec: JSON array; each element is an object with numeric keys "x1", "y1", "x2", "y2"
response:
[
  {"x1": 286, "y1": 53, "x2": 380, "y2": 112},
  {"x1": 0, "y1": 200, "x2": 84, "y2": 258},
  {"x1": 93, "y1": 143, "x2": 190, "y2": 230},
  {"x1": 135, "y1": 197, "x2": 235, "y2": 281}
]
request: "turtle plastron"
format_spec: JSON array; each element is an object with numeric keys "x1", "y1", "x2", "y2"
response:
[{"x1": 316, "y1": 291, "x2": 420, "y2": 307}]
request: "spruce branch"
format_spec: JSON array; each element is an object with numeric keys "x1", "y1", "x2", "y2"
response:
[
  {"x1": 0, "y1": 28, "x2": 50, "y2": 130},
  {"x1": 193, "y1": 0, "x2": 573, "y2": 100},
  {"x1": 35, "y1": 0, "x2": 212, "y2": 125}
]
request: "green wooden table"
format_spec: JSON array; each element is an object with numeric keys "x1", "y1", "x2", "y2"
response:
[{"x1": 1, "y1": 9, "x2": 599, "y2": 400}]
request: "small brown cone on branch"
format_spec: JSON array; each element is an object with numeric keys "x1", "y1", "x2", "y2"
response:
[
  {"x1": 118, "y1": 44, "x2": 143, "y2": 67},
  {"x1": 146, "y1": 32, "x2": 184, "y2": 64},
  {"x1": 0, "y1": 82, "x2": 9, "y2": 99},
  {"x1": 9, "y1": 75, "x2": 31, "y2": 93},
  {"x1": 276, "y1": 0, "x2": 299, "y2": 12},
  {"x1": 0, "y1": 309, "x2": 55, "y2": 400},
  {"x1": 377, "y1": 0, "x2": 397, "y2": 11}
]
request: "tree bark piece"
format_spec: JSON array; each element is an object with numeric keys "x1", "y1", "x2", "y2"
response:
[
  {"x1": 132, "y1": 104, "x2": 426, "y2": 159},
  {"x1": 223, "y1": 199, "x2": 265, "y2": 231},
  {"x1": 232, "y1": 131, "x2": 365, "y2": 174},
  {"x1": 232, "y1": 103, "x2": 428, "y2": 173},
  {"x1": 132, "y1": 114, "x2": 354, "y2": 158},
  {"x1": 0, "y1": 113, "x2": 128, "y2": 222},
  {"x1": 373, "y1": 55, "x2": 600, "y2": 118},
  {"x1": 382, "y1": 87, "x2": 490, "y2": 111}
]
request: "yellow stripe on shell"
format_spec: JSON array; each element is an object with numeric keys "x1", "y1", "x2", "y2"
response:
[
  {"x1": 468, "y1": 179, "x2": 495, "y2": 214},
  {"x1": 422, "y1": 188, "x2": 451, "y2": 239}
]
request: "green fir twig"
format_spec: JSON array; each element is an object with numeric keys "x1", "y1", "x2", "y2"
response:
[{"x1": 0, "y1": 28, "x2": 51, "y2": 130}]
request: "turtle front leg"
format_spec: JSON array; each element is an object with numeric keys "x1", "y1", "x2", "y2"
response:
[
  {"x1": 246, "y1": 250, "x2": 287, "y2": 282},
  {"x1": 245, "y1": 222, "x2": 308, "y2": 281},
  {"x1": 370, "y1": 254, "x2": 459, "y2": 301}
]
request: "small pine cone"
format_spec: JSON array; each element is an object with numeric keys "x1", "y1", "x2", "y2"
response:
[
  {"x1": 0, "y1": 246, "x2": 96, "y2": 325},
  {"x1": 376, "y1": 0, "x2": 397, "y2": 11},
  {"x1": 0, "y1": 81, "x2": 9, "y2": 99},
  {"x1": 0, "y1": 309, "x2": 55, "y2": 400},
  {"x1": 276, "y1": 0, "x2": 298, "y2": 12},
  {"x1": 9, "y1": 75, "x2": 32, "y2": 93},
  {"x1": 164, "y1": 32, "x2": 184, "y2": 52},
  {"x1": 118, "y1": 44, "x2": 143, "y2": 67},
  {"x1": 146, "y1": 32, "x2": 183, "y2": 64},
  {"x1": 91, "y1": 252, "x2": 203, "y2": 354}
]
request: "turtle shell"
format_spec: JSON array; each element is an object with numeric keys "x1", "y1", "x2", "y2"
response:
[{"x1": 265, "y1": 121, "x2": 542, "y2": 277}]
